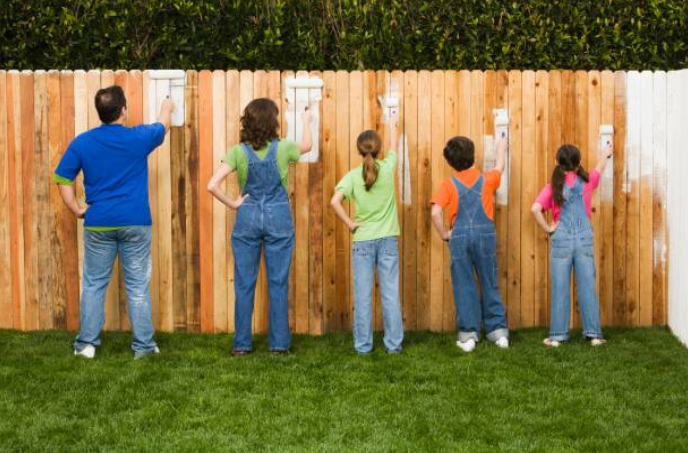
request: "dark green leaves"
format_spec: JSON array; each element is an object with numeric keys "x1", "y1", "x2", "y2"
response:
[{"x1": 1, "y1": 0, "x2": 686, "y2": 70}]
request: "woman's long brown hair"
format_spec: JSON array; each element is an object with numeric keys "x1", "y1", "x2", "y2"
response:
[
  {"x1": 357, "y1": 130, "x2": 382, "y2": 191},
  {"x1": 551, "y1": 144, "x2": 589, "y2": 206},
  {"x1": 240, "y1": 98, "x2": 280, "y2": 150}
]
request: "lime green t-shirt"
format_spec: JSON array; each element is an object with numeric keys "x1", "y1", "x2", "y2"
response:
[
  {"x1": 221, "y1": 140, "x2": 301, "y2": 190},
  {"x1": 335, "y1": 150, "x2": 400, "y2": 242}
]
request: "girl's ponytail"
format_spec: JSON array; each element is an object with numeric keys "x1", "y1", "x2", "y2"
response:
[
  {"x1": 357, "y1": 130, "x2": 382, "y2": 191},
  {"x1": 552, "y1": 144, "x2": 586, "y2": 206},
  {"x1": 576, "y1": 165, "x2": 590, "y2": 184},
  {"x1": 363, "y1": 152, "x2": 379, "y2": 191},
  {"x1": 552, "y1": 164, "x2": 567, "y2": 206}
]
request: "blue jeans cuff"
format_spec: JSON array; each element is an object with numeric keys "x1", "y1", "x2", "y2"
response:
[
  {"x1": 549, "y1": 333, "x2": 569, "y2": 342},
  {"x1": 582, "y1": 331, "x2": 603, "y2": 339},
  {"x1": 458, "y1": 331, "x2": 479, "y2": 342},
  {"x1": 486, "y1": 328, "x2": 509, "y2": 342}
]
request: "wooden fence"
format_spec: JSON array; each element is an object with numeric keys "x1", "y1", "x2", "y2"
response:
[{"x1": 0, "y1": 69, "x2": 670, "y2": 334}]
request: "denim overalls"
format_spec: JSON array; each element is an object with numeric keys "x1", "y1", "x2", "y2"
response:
[
  {"x1": 449, "y1": 175, "x2": 509, "y2": 343},
  {"x1": 230, "y1": 140, "x2": 294, "y2": 352},
  {"x1": 548, "y1": 177, "x2": 603, "y2": 341}
]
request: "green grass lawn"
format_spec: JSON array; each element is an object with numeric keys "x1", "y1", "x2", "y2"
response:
[{"x1": 1, "y1": 328, "x2": 687, "y2": 452}]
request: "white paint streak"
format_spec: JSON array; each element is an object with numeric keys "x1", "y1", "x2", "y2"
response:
[
  {"x1": 482, "y1": 135, "x2": 495, "y2": 171},
  {"x1": 624, "y1": 71, "x2": 641, "y2": 193},
  {"x1": 284, "y1": 76, "x2": 324, "y2": 163},
  {"x1": 492, "y1": 109, "x2": 509, "y2": 206},
  {"x1": 640, "y1": 71, "x2": 655, "y2": 178},
  {"x1": 396, "y1": 133, "x2": 412, "y2": 205},
  {"x1": 600, "y1": 124, "x2": 614, "y2": 201}
]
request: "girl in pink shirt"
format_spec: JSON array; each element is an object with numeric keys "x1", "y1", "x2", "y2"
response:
[{"x1": 531, "y1": 143, "x2": 613, "y2": 348}]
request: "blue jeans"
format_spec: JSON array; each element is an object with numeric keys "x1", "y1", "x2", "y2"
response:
[
  {"x1": 352, "y1": 237, "x2": 404, "y2": 354},
  {"x1": 74, "y1": 227, "x2": 157, "y2": 354},
  {"x1": 449, "y1": 226, "x2": 509, "y2": 343},
  {"x1": 549, "y1": 227, "x2": 603, "y2": 341},
  {"x1": 231, "y1": 206, "x2": 294, "y2": 352}
]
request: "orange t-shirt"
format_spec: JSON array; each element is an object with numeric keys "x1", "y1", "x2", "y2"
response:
[{"x1": 430, "y1": 167, "x2": 502, "y2": 225}]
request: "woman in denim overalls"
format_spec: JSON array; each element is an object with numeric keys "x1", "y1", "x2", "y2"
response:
[
  {"x1": 208, "y1": 98, "x2": 312, "y2": 355},
  {"x1": 532, "y1": 144, "x2": 613, "y2": 347}
]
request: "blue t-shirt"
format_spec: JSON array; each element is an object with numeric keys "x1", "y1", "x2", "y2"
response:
[{"x1": 54, "y1": 123, "x2": 166, "y2": 228}]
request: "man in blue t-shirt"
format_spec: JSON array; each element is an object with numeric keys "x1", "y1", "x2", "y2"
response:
[{"x1": 54, "y1": 85, "x2": 173, "y2": 359}]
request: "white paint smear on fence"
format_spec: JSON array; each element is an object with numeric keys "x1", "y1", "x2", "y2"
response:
[
  {"x1": 397, "y1": 133, "x2": 411, "y2": 205},
  {"x1": 492, "y1": 109, "x2": 509, "y2": 205},
  {"x1": 639, "y1": 71, "x2": 655, "y2": 178},
  {"x1": 625, "y1": 71, "x2": 641, "y2": 193},
  {"x1": 652, "y1": 71, "x2": 668, "y2": 269},
  {"x1": 285, "y1": 76, "x2": 323, "y2": 163}
]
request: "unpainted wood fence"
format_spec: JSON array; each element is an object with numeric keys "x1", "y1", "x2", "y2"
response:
[{"x1": 0, "y1": 69, "x2": 672, "y2": 334}]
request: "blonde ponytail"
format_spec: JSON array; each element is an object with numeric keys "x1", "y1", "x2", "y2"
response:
[{"x1": 357, "y1": 130, "x2": 382, "y2": 191}]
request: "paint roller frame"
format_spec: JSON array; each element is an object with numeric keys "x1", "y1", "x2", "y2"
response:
[
  {"x1": 149, "y1": 70, "x2": 186, "y2": 80},
  {"x1": 284, "y1": 77, "x2": 325, "y2": 89},
  {"x1": 600, "y1": 124, "x2": 614, "y2": 158},
  {"x1": 284, "y1": 76, "x2": 324, "y2": 163},
  {"x1": 147, "y1": 70, "x2": 186, "y2": 127}
]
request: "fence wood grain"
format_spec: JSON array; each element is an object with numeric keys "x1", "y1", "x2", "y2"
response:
[{"x1": 0, "y1": 70, "x2": 673, "y2": 334}]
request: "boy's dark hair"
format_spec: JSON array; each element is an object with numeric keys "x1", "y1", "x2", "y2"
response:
[
  {"x1": 95, "y1": 85, "x2": 127, "y2": 124},
  {"x1": 443, "y1": 136, "x2": 475, "y2": 171}
]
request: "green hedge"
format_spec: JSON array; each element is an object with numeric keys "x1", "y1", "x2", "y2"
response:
[{"x1": 2, "y1": 0, "x2": 687, "y2": 70}]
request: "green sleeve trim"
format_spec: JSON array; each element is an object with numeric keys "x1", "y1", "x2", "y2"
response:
[{"x1": 52, "y1": 173, "x2": 74, "y2": 185}]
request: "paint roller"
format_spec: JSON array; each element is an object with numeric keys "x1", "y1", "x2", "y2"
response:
[
  {"x1": 493, "y1": 109, "x2": 509, "y2": 140},
  {"x1": 285, "y1": 77, "x2": 324, "y2": 163},
  {"x1": 378, "y1": 95, "x2": 400, "y2": 123},
  {"x1": 285, "y1": 77, "x2": 323, "y2": 111},
  {"x1": 285, "y1": 77, "x2": 324, "y2": 89},
  {"x1": 148, "y1": 70, "x2": 186, "y2": 127},
  {"x1": 600, "y1": 124, "x2": 614, "y2": 158}
]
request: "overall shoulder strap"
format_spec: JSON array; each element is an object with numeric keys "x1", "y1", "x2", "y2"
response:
[
  {"x1": 266, "y1": 139, "x2": 279, "y2": 159},
  {"x1": 241, "y1": 143, "x2": 259, "y2": 162},
  {"x1": 451, "y1": 176, "x2": 469, "y2": 197}
]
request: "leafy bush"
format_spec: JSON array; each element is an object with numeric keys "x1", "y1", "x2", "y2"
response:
[{"x1": 1, "y1": 0, "x2": 687, "y2": 70}]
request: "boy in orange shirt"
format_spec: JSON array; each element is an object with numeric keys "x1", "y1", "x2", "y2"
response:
[{"x1": 430, "y1": 136, "x2": 509, "y2": 352}]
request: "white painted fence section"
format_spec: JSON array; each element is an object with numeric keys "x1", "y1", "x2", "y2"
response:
[{"x1": 667, "y1": 69, "x2": 688, "y2": 347}]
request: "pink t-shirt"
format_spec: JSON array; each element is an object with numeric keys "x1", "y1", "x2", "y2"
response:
[{"x1": 535, "y1": 170, "x2": 601, "y2": 222}]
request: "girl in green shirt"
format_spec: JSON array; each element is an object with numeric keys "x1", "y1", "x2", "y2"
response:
[{"x1": 330, "y1": 122, "x2": 404, "y2": 354}]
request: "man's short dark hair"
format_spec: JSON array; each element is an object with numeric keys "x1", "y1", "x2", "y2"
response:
[
  {"x1": 443, "y1": 136, "x2": 475, "y2": 171},
  {"x1": 95, "y1": 85, "x2": 127, "y2": 124}
]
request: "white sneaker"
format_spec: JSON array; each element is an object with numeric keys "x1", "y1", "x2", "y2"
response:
[
  {"x1": 456, "y1": 338, "x2": 476, "y2": 353},
  {"x1": 543, "y1": 338, "x2": 561, "y2": 348},
  {"x1": 74, "y1": 345, "x2": 96, "y2": 359},
  {"x1": 590, "y1": 338, "x2": 607, "y2": 347},
  {"x1": 495, "y1": 337, "x2": 509, "y2": 349}
]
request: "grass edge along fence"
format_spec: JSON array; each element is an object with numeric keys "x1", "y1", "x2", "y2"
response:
[{"x1": 0, "y1": 69, "x2": 686, "y2": 341}]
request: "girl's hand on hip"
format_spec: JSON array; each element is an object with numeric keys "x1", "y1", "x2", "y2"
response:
[
  {"x1": 442, "y1": 230, "x2": 452, "y2": 242},
  {"x1": 348, "y1": 221, "x2": 362, "y2": 233},
  {"x1": 548, "y1": 222, "x2": 559, "y2": 235},
  {"x1": 233, "y1": 193, "x2": 249, "y2": 209}
]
